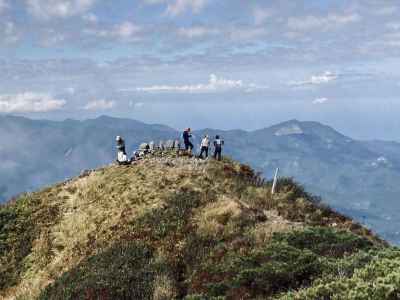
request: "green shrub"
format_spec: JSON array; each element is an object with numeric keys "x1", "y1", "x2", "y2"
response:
[
  {"x1": 185, "y1": 294, "x2": 226, "y2": 300},
  {"x1": 273, "y1": 227, "x2": 374, "y2": 257},
  {"x1": 322, "y1": 249, "x2": 378, "y2": 279},
  {"x1": 278, "y1": 248, "x2": 400, "y2": 300},
  {"x1": 232, "y1": 243, "x2": 323, "y2": 295},
  {"x1": 276, "y1": 178, "x2": 310, "y2": 201},
  {"x1": 0, "y1": 196, "x2": 39, "y2": 289},
  {"x1": 191, "y1": 242, "x2": 323, "y2": 299},
  {"x1": 131, "y1": 190, "x2": 202, "y2": 240},
  {"x1": 39, "y1": 241, "x2": 160, "y2": 300}
]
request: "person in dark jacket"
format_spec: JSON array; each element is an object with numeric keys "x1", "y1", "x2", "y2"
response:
[
  {"x1": 116, "y1": 136, "x2": 126, "y2": 154},
  {"x1": 183, "y1": 128, "x2": 194, "y2": 152},
  {"x1": 213, "y1": 135, "x2": 224, "y2": 161}
]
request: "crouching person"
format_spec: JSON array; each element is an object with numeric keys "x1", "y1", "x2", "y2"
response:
[{"x1": 213, "y1": 135, "x2": 224, "y2": 161}]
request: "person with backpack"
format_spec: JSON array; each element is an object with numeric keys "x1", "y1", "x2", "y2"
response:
[
  {"x1": 199, "y1": 134, "x2": 210, "y2": 159},
  {"x1": 213, "y1": 135, "x2": 224, "y2": 161},
  {"x1": 183, "y1": 128, "x2": 194, "y2": 152}
]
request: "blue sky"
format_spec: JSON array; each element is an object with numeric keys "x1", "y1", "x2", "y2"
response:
[{"x1": 1, "y1": 0, "x2": 400, "y2": 140}]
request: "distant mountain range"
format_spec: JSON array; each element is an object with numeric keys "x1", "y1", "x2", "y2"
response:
[{"x1": 1, "y1": 115, "x2": 400, "y2": 244}]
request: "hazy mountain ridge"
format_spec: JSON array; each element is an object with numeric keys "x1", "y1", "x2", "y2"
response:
[{"x1": 1, "y1": 115, "x2": 400, "y2": 243}]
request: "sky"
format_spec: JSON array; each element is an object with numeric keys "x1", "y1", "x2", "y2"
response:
[{"x1": 1, "y1": 0, "x2": 400, "y2": 140}]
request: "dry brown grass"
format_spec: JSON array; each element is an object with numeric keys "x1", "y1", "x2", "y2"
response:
[
  {"x1": 1, "y1": 157, "x2": 210, "y2": 300},
  {"x1": 152, "y1": 274, "x2": 177, "y2": 300},
  {"x1": 194, "y1": 196, "x2": 244, "y2": 240},
  {"x1": 249, "y1": 210, "x2": 303, "y2": 246},
  {"x1": 0, "y1": 154, "x2": 385, "y2": 300}
]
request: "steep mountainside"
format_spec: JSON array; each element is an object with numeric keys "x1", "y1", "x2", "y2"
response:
[
  {"x1": 2, "y1": 153, "x2": 399, "y2": 300},
  {"x1": 1, "y1": 115, "x2": 400, "y2": 244},
  {"x1": 196, "y1": 120, "x2": 400, "y2": 244}
]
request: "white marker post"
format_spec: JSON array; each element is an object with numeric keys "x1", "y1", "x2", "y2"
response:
[{"x1": 271, "y1": 168, "x2": 279, "y2": 195}]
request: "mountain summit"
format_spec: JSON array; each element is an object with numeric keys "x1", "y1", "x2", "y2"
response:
[
  {"x1": 2, "y1": 153, "x2": 399, "y2": 300},
  {"x1": 2, "y1": 115, "x2": 400, "y2": 245}
]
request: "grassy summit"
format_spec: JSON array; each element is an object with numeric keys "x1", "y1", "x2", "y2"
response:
[{"x1": 0, "y1": 152, "x2": 398, "y2": 299}]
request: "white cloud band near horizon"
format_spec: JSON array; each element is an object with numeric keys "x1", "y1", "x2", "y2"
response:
[
  {"x1": 134, "y1": 74, "x2": 268, "y2": 93},
  {"x1": 83, "y1": 99, "x2": 115, "y2": 110},
  {"x1": 0, "y1": 92, "x2": 66, "y2": 113},
  {"x1": 289, "y1": 71, "x2": 338, "y2": 87},
  {"x1": 313, "y1": 97, "x2": 329, "y2": 104}
]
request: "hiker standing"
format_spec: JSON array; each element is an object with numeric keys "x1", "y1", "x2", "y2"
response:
[
  {"x1": 213, "y1": 135, "x2": 224, "y2": 161},
  {"x1": 116, "y1": 136, "x2": 128, "y2": 164},
  {"x1": 199, "y1": 135, "x2": 210, "y2": 159},
  {"x1": 116, "y1": 136, "x2": 126, "y2": 155},
  {"x1": 183, "y1": 128, "x2": 194, "y2": 152}
]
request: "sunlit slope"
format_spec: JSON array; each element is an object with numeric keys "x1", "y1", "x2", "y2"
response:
[{"x1": 1, "y1": 153, "x2": 396, "y2": 300}]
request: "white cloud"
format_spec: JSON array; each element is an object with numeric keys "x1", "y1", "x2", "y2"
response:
[
  {"x1": 0, "y1": 0, "x2": 9, "y2": 14},
  {"x1": 229, "y1": 27, "x2": 267, "y2": 40},
  {"x1": 0, "y1": 92, "x2": 66, "y2": 113},
  {"x1": 288, "y1": 13, "x2": 361, "y2": 31},
  {"x1": 83, "y1": 99, "x2": 115, "y2": 110},
  {"x1": 115, "y1": 22, "x2": 141, "y2": 38},
  {"x1": 135, "y1": 102, "x2": 144, "y2": 108},
  {"x1": 289, "y1": 71, "x2": 338, "y2": 86},
  {"x1": 253, "y1": 7, "x2": 272, "y2": 26},
  {"x1": 167, "y1": 0, "x2": 208, "y2": 16},
  {"x1": 39, "y1": 29, "x2": 66, "y2": 47},
  {"x1": 84, "y1": 21, "x2": 141, "y2": 40},
  {"x1": 130, "y1": 101, "x2": 145, "y2": 108},
  {"x1": 82, "y1": 12, "x2": 98, "y2": 23},
  {"x1": 26, "y1": 0, "x2": 97, "y2": 20},
  {"x1": 386, "y1": 22, "x2": 400, "y2": 31},
  {"x1": 65, "y1": 87, "x2": 76, "y2": 94},
  {"x1": 373, "y1": 6, "x2": 397, "y2": 16},
  {"x1": 313, "y1": 97, "x2": 329, "y2": 104},
  {"x1": 177, "y1": 26, "x2": 220, "y2": 38},
  {"x1": 178, "y1": 25, "x2": 266, "y2": 41},
  {"x1": 143, "y1": 0, "x2": 164, "y2": 4},
  {"x1": 144, "y1": 0, "x2": 208, "y2": 16},
  {"x1": 1, "y1": 21, "x2": 20, "y2": 44},
  {"x1": 136, "y1": 74, "x2": 267, "y2": 93}
]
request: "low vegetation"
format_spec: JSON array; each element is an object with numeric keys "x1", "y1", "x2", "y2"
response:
[{"x1": 0, "y1": 152, "x2": 395, "y2": 299}]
